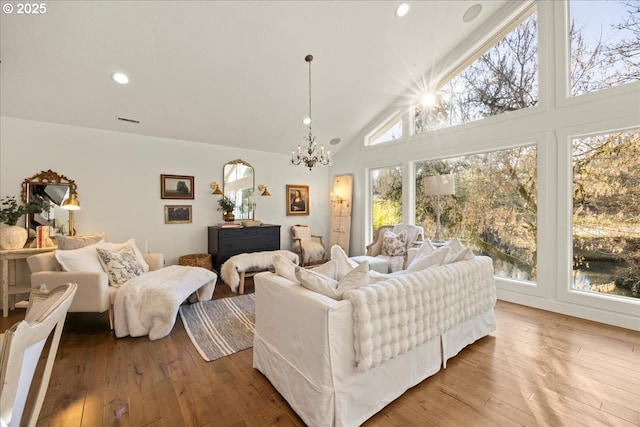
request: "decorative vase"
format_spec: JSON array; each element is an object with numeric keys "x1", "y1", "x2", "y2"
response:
[
  {"x1": 223, "y1": 212, "x2": 235, "y2": 222},
  {"x1": 0, "y1": 224, "x2": 28, "y2": 250}
]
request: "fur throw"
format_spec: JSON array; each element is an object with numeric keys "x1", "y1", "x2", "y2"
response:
[
  {"x1": 221, "y1": 250, "x2": 299, "y2": 293},
  {"x1": 114, "y1": 265, "x2": 217, "y2": 340},
  {"x1": 343, "y1": 256, "x2": 495, "y2": 372}
]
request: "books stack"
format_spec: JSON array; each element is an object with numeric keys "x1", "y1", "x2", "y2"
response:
[{"x1": 219, "y1": 222, "x2": 243, "y2": 228}]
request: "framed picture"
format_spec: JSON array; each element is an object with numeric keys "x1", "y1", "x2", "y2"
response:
[
  {"x1": 161, "y1": 174, "x2": 194, "y2": 199},
  {"x1": 164, "y1": 205, "x2": 192, "y2": 224},
  {"x1": 286, "y1": 184, "x2": 309, "y2": 216}
]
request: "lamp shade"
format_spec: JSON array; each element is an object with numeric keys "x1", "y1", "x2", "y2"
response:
[
  {"x1": 423, "y1": 174, "x2": 455, "y2": 196},
  {"x1": 61, "y1": 193, "x2": 81, "y2": 210}
]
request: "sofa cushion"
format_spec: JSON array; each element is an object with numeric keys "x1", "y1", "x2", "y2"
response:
[
  {"x1": 295, "y1": 266, "x2": 339, "y2": 299},
  {"x1": 55, "y1": 240, "x2": 106, "y2": 272},
  {"x1": 447, "y1": 246, "x2": 475, "y2": 263},
  {"x1": 273, "y1": 254, "x2": 299, "y2": 283},
  {"x1": 407, "y1": 247, "x2": 451, "y2": 272},
  {"x1": 330, "y1": 245, "x2": 358, "y2": 280},
  {"x1": 56, "y1": 232, "x2": 107, "y2": 250},
  {"x1": 96, "y1": 244, "x2": 145, "y2": 287},
  {"x1": 382, "y1": 230, "x2": 407, "y2": 257},
  {"x1": 336, "y1": 261, "x2": 369, "y2": 293},
  {"x1": 310, "y1": 260, "x2": 338, "y2": 279}
]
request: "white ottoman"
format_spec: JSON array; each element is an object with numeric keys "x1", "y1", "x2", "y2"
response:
[{"x1": 349, "y1": 255, "x2": 390, "y2": 273}]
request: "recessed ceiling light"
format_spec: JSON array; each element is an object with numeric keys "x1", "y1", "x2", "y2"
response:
[
  {"x1": 395, "y1": 3, "x2": 410, "y2": 18},
  {"x1": 111, "y1": 72, "x2": 129, "y2": 84},
  {"x1": 463, "y1": 4, "x2": 482, "y2": 23},
  {"x1": 329, "y1": 138, "x2": 341, "y2": 145}
]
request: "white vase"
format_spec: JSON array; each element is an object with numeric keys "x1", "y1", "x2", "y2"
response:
[{"x1": 0, "y1": 224, "x2": 28, "y2": 250}]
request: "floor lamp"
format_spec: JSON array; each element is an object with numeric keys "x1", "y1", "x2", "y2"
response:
[{"x1": 423, "y1": 174, "x2": 455, "y2": 243}]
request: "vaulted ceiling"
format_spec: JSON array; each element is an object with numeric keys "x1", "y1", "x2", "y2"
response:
[{"x1": 0, "y1": 1, "x2": 520, "y2": 155}]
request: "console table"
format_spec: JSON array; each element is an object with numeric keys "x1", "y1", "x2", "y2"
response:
[
  {"x1": 208, "y1": 224, "x2": 281, "y2": 272},
  {"x1": 1, "y1": 246, "x2": 56, "y2": 317}
]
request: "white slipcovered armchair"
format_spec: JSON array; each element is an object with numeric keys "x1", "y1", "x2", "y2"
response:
[
  {"x1": 366, "y1": 223, "x2": 424, "y2": 272},
  {"x1": 26, "y1": 251, "x2": 164, "y2": 329},
  {"x1": 291, "y1": 225, "x2": 326, "y2": 266}
]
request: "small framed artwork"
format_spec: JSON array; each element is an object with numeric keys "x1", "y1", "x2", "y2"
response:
[
  {"x1": 286, "y1": 184, "x2": 309, "y2": 216},
  {"x1": 161, "y1": 174, "x2": 194, "y2": 199},
  {"x1": 164, "y1": 205, "x2": 192, "y2": 224}
]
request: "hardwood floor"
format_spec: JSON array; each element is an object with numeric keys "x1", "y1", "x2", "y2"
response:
[{"x1": 2, "y1": 279, "x2": 639, "y2": 427}]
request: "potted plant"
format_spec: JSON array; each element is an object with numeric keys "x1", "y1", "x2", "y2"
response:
[
  {"x1": 217, "y1": 196, "x2": 237, "y2": 222},
  {"x1": 0, "y1": 196, "x2": 45, "y2": 249}
]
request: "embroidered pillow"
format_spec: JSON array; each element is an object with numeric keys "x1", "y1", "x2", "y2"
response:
[
  {"x1": 382, "y1": 230, "x2": 407, "y2": 257},
  {"x1": 96, "y1": 244, "x2": 145, "y2": 287},
  {"x1": 100, "y1": 239, "x2": 149, "y2": 272}
]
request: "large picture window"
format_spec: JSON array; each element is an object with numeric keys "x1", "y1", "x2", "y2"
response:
[
  {"x1": 572, "y1": 128, "x2": 640, "y2": 299},
  {"x1": 415, "y1": 145, "x2": 538, "y2": 281},
  {"x1": 569, "y1": 1, "x2": 640, "y2": 96},
  {"x1": 415, "y1": 11, "x2": 538, "y2": 133}
]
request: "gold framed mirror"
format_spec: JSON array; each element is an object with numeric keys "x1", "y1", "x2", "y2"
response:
[
  {"x1": 222, "y1": 159, "x2": 254, "y2": 220},
  {"x1": 21, "y1": 170, "x2": 79, "y2": 236}
]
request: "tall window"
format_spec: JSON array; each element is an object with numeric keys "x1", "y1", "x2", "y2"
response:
[
  {"x1": 570, "y1": 1, "x2": 640, "y2": 96},
  {"x1": 415, "y1": 145, "x2": 538, "y2": 281},
  {"x1": 572, "y1": 129, "x2": 640, "y2": 299},
  {"x1": 415, "y1": 11, "x2": 538, "y2": 133},
  {"x1": 371, "y1": 166, "x2": 402, "y2": 236}
]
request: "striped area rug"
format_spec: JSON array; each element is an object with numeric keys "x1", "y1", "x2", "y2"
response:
[{"x1": 179, "y1": 293, "x2": 255, "y2": 362}]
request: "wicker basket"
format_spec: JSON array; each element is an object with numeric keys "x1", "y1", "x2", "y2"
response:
[{"x1": 178, "y1": 253, "x2": 212, "y2": 270}]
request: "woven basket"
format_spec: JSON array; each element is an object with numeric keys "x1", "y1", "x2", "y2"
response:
[{"x1": 178, "y1": 253, "x2": 212, "y2": 270}]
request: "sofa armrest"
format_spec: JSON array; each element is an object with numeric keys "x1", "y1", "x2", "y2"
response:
[
  {"x1": 143, "y1": 253, "x2": 164, "y2": 271},
  {"x1": 31, "y1": 271, "x2": 110, "y2": 313}
]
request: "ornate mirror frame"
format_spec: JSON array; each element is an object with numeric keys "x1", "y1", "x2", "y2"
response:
[
  {"x1": 222, "y1": 159, "x2": 255, "y2": 220},
  {"x1": 21, "y1": 170, "x2": 78, "y2": 236}
]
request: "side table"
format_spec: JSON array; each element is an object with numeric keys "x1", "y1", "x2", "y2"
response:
[{"x1": 0, "y1": 247, "x2": 57, "y2": 317}]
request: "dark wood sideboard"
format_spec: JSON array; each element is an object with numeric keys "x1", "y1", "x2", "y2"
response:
[{"x1": 207, "y1": 224, "x2": 281, "y2": 272}]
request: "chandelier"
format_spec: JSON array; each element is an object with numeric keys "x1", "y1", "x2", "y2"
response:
[{"x1": 290, "y1": 54, "x2": 331, "y2": 170}]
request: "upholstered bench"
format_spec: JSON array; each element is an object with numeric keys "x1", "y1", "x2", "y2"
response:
[
  {"x1": 220, "y1": 250, "x2": 299, "y2": 294},
  {"x1": 349, "y1": 255, "x2": 390, "y2": 274}
]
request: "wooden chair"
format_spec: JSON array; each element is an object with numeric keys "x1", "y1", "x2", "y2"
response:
[
  {"x1": 0, "y1": 283, "x2": 77, "y2": 427},
  {"x1": 291, "y1": 225, "x2": 326, "y2": 266},
  {"x1": 366, "y1": 224, "x2": 424, "y2": 272}
]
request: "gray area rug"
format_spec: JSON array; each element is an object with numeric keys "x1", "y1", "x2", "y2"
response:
[{"x1": 179, "y1": 293, "x2": 255, "y2": 362}]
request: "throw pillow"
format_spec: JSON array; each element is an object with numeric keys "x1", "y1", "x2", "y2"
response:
[
  {"x1": 447, "y1": 238, "x2": 465, "y2": 256},
  {"x1": 336, "y1": 261, "x2": 369, "y2": 293},
  {"x1": 100, "y1": 239, "x2": 149, "y2": 272},
  {"x1": 330, "y1": 244, "x2": 358, "y2": 280},
  {"x1": 446, "y1": 247, "x2": 475, "y2": 263},
  {"x1": 310, "y1": 260, "x2": 338, "y2": 280},
  {"x1": 415, "y1": 240, "x2": 437, "y2": 258},
  {"x1": 407, "y1": 247, "x2": 451, "y2": 272},
  {"x1": 96, "y1": 244, "x2": 145, "y2": 287},
  {"x1": 54, "y1": 240, "x2": 106, "y2": 272},
  {"x1": 273, "y1": 254, "x2": 299, "y2": 284},
  {"x1": 56, "y1": 232, "x2": 107, "y2": 250},
  {"x1": 295, "y1": 266, "x2": 339, "y2": 299},
  {"x1": 382, "y1": 230, "x2": 407, "y2": 257}
]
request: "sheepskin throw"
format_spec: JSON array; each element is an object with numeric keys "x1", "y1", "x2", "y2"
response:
[
  {"x1": 343, "y1": 256, "x2": 496, "y2": 372},
  {"x1": 221, "y1": 250, "x2": 299, "y2": 293}
]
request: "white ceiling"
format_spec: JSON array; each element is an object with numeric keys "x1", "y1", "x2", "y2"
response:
[{"x1": 0, "y1": 1, "x2": 520, "y2": 155}]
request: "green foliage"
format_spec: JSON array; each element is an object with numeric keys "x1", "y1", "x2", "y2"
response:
[
  {"x1": 216, "y1": 196, "x2": 236, "y2": 213},
  {"x1": 0, "y1": 196, "x2": 45, "y2": 226}
]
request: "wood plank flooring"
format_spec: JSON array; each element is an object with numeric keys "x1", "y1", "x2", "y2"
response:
[{"x1": 2, "y1": 279, "x2": 639, "y2": 427}]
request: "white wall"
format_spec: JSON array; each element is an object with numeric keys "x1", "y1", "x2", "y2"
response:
[{"x1": 1, "y1": 117, "x2": 331, "y2": 265}]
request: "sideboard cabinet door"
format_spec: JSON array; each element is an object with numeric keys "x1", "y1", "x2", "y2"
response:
[{"x1": 208, "y1": 224, "x2": 281, "y2": 271}]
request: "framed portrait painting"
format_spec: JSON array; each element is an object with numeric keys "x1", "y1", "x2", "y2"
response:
[
  {"x1": 161, "y1": 174, "x2": 194, "y2": 199},
  {"x1": 164, "y1": 205, "x2": 192, "y2": 224},
  {"x1": 286, "y1": 184, "x2": 309, "y2": 216}
]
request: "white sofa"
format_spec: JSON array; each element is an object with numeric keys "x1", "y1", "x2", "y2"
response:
[{"x1": 253, "y1": 256, "x2": 496, "y2": 427}]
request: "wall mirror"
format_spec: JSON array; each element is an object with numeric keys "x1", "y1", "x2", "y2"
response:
[
  {"x1": 223, "y1": 159, "x2": 254, "y2": 220},
  {"x1": 21, "y1": 170, "x2": 78, "y2": 236}
]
